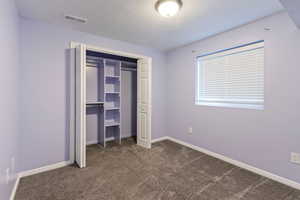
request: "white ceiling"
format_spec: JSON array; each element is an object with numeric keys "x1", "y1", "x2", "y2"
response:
[{"x1": 16, "y1": 0, "x2": 284, "y2": 51}]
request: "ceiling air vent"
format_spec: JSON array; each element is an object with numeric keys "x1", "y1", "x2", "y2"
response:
[{"x1": 64, "y1": 15, "x2": 87, "y2": 23}]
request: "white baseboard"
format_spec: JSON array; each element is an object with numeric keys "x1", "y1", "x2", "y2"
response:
[
  {"x1": 10, "y1": 175, "x2": 20, "y2": 200},
  {"x1": 160, "y1": 136, "x2": 300, "y2": 190},
  {"x1": 10, "y1": 161, "x2": 73, "y2": 199},
  {"x1": 86, "y1": 140, "x2": 99, "y2": 145},
  {"x1": 87, "y1": 136, "x2": 137, "y2": 146},
  {"x1": 12, "y1": 136, "x2": 300, "y2": 200},
  {"x1": 151, "y1": 136, "x2": 169, "y2": 143},
  {"x1": 20, "y1": 160, "x2": 73, "y2": 178}
]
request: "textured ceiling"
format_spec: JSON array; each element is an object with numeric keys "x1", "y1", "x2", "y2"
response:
[{"x1": 16, "y1": 0, "x2": 284, "y2": 51}]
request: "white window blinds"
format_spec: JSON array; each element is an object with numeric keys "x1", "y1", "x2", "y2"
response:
[{"x1": 196, "y1": 41, "x2": 264, "y2": 109}]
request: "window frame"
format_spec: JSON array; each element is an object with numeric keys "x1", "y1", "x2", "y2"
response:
[{"x1": 195, "y1": 41, "x2": 265, "y2": 110}]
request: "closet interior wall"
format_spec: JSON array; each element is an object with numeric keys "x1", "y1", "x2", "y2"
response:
[
  {"x1": 86, "y1": 55, "x2": 104, "y2": 145},
  {"x1": 121, "y1": 62, "x2": 137, "y2": 139}
]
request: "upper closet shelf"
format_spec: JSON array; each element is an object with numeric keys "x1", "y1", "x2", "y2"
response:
[
  {"x1": 105, "y1": 75, "x2": 120, "y2": 78},
  {"x1": 104, "y1": 122, "x2": 120, "y2": 127},
  {"x1": 86, "y1": 101, "x2": 104, "y2": 105},
  {"x1": 105, "y1": 92, "x2": 120, "y2": 94},
  {"x1": 105, "y1": 107, "x2": 120, "y2": 110},
  {"x1": 86, "y1": 57, "x2": 104, "y2": 68}
]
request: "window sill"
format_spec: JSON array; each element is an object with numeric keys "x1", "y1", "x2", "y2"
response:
[{"x1": 195, "y1": 102, "x2": 264, "y2": 110}]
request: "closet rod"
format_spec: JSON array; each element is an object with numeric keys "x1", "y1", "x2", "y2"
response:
[
  {"x1": 86, "y1": 56, "x2": 103, "y2": 60},
  {"x1": 121, "y1": 68, "x2": 137, "y2": 71},
  {"x1": 87, "y1": 57, "x2": 136, "y2": 64},
  {"x1": 122, "y1": 61, "x2": 136, "y2": 65},
  {"x1": 86, "y1": 65, "x2": 98, "y2": 68},
  {"x1": 86, "y1": 62, "x2": 101, "y2": 65},
  {"x1": 86, "y1": 59, "x2": 101, "y2": 63}
]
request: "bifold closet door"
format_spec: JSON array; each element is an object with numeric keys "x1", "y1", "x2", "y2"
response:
[
  {"x1": 137, "y1": 59, "x2": 152, "y2": 148},
  {"x1": 75, "y1": 44, "x2": 86, "y2": 168}
]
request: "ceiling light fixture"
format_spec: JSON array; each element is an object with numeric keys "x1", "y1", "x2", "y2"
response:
[{"x1": 155, "y1": 0, "x2": 183, "y2": 17}]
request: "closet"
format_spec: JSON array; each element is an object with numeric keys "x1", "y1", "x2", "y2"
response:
[
  {"x1": 74, "y1": 43, "x2": 152, "y2": 168},
  {"x1": 85, "y1": 50, "x2": 137, "y2": 148}
]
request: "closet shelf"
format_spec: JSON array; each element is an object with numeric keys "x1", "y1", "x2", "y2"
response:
[
  {"x1": 105, "y1": 122, "x2": 120, "y2": 127},
  {"x1": 86, "y1": 101, "x2": 104, "y2": 105},
  {"x1": 105, "y1": 107, "x2": 120, "y2": 110},
  {"x1": 105, "y1": 92, "x2": 120, "y2": 94},
  {"x1": 105, "y1": 75, "x2": 120, "y2": 78}
]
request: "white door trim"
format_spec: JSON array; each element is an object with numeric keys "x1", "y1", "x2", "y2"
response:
[
  {"x1": 75, "y1": 44, "x2": 87, "y2": 168},
  {"x1": 69, "y1": 41, "x2": 152, "y2": 164}
]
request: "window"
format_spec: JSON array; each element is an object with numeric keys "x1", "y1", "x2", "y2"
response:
[{"x1": 196, "y1": 41, "x2": 264, "y2": 110}]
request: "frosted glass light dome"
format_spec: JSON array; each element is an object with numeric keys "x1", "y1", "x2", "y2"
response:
[{"x1": 155, "y1": 0, "x2": 183, "y2": 17}]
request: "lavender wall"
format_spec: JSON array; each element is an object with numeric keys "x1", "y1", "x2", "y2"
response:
[
  {"x1": 166, "y1": 12, "x2": 300, "y2": 183},
  {"x1": 280, "y1": 0, "x2": 300, "y2": 28},
  {"x1": 0, "y1": 0, "x2": 20, "y2": 199},
  {"x1": 19, "y1": 18, "x2": 167, "y2": 171}
]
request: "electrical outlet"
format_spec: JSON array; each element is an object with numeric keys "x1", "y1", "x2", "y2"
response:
[
  {"x1": 291, "y1": 152, "x2": 300, "y2": 164},
  {"x1": 188, "y1": 127, "x2": 193, "y2": 135},
  {"x1": 6, "y1": 168, "x2": 10, "y2": 184}
]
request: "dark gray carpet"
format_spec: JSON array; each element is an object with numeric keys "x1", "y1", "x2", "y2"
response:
[{"x1": 15, "y1": 138, "x2": 300, "y2": 200}]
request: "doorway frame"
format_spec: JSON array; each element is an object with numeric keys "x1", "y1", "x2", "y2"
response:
[{"x1": 69, "y1": 41, "x2": 152, "y2": 164}]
